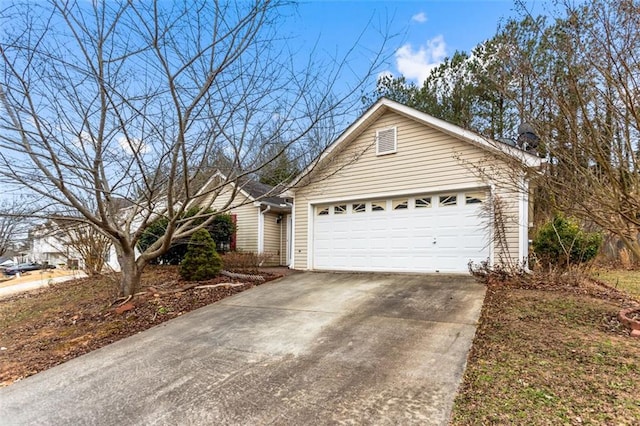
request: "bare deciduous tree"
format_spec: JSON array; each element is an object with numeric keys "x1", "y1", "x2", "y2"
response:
[
  {"x1": 0, "y1": 0, "x2": 390, "y2": 296},
  {"x1": 496, "y1": 0, "x2": 640, "y2": 261},
  {"x1": 0, "y1": 199, "x2": 28, "y2": 258},
  {"x1": 59, "y1": 222, "x2": 112, "y2": 276}
]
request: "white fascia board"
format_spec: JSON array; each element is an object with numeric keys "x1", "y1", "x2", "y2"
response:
[{"x1": 290, "y1": 98, "x2": 387, "y2": 187}]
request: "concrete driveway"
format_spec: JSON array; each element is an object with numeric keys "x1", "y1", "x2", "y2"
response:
[{"x1": 0, "y1": 272, "x2": 485, "y2": 425}]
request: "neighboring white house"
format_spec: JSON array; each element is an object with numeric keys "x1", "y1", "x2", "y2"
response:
[
  {"x1": 29, "y1": 220, "x2": 120, "y2": 271},
  {"x1": 30, "y1": 222, "x2": 69, "y2": 266},
  {"x1": 290, "y1": 98, "x2": 542, "y2": 273}
]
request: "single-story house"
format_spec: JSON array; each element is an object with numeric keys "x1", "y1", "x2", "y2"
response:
[
  {"x1": 195, "y1": 172, "x2": 292, "y2": 266},
  {"x1": 289, "y1": 97, "x2": 542, "y2": 273}
]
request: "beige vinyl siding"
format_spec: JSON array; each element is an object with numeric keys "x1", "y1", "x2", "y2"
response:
[
  {"x1": 262, "y1": 212, "x2": 287, "y2": 266},
  {"x1": 207, "y1": 190, "x2": 259, "y2": 252},
  {"x1": 293, "y1": 110, "x2": 523, "y2": 269}
]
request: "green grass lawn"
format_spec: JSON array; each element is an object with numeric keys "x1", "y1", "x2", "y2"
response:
[
  {"x1": 451, "y1": 277, "x2": 640, "y2": 425},
  {"x1": 592, "y1": 269, "x2": 640, "y2": 299}
]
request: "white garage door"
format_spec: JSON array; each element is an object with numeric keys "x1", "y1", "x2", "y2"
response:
[{"x1": 312, "y1": 191, "x2": 490, "y2": 273}]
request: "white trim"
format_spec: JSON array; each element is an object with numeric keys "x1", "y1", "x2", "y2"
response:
[
  {"x1": 306, "y1": 203, "x2": 314, "y2": 270},
  {"x1": 385, "y1": 100, "x2": 543, "y2": 168},
  {"x1": 489, "y1": 184, "x2": 496, "y2": 266},
  {"x1": 286, "y1": 214, "x2": 292, "y2": 267},
  {"x1": 306, "y1": 183, "x2": 489, "y2": 206},
  {"x1": 257, "y1": 207, "x2": 265, "y2": 253},
  {"x1": 194, "y1": 170, "x2": 256, "y2": 203},
  {"x1": 518, "y1": 177, "x2": 529, "y2": 264},
  {"x1": 291, "y1": 204, "x2": 296, "y2": 268}
]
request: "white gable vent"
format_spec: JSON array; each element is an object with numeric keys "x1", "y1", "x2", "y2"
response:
[{"x1": 376, "y1": 127, "x2": 397, "y2": 155}]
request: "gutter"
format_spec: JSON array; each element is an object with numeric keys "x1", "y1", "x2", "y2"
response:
[{"x1": 253, "y1": 200, "x2": 292, "y2": 211}]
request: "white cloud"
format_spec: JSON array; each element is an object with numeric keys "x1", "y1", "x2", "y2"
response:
[
  {"x1": 411, "y1": 12, "x2": 427, "y2": 23},
  {"x1": 118, "y1": 136, "x2": 148, "y2": 155},
  {"x1": 77, "y1": 131, "x2": 94, "y2": 147},
  {"x1": 395, "y1": 35, "x2": 447, "y2": 84}
]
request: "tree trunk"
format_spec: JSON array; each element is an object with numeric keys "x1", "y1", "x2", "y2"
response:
[
  {"x1": 116, "y1": 247, "x2": 144, "y2": 297},
  {"x1": 620, "y1": 235, "x2": 640, "y2": 266}
]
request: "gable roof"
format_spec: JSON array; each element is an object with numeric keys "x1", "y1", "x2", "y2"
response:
[
  {"x1": 292, "y1": 97, "x2": 543, "y2": 188},
  {"x1": 196, "y1": 171, "x2": 291, "y2": 208}
]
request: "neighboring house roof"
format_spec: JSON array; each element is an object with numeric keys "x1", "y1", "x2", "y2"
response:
[
  {"x1": 292, "y1": 97, "x2": 543, "y2": 188},
  {"x1": 240, "y1": 179, "x2": 290, "y2": 206},
  {"x1": 197, "y1": 171, "x2": 291, "y2": 210}
]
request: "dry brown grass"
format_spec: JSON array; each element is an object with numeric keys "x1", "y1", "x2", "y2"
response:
[{"x1": 452, "y1": 273, "x2": 640, "y2": 425}]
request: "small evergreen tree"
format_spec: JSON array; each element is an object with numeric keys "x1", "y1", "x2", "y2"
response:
[{"x1": 180, "y1": 229, "x2": 223, "y2": 281}]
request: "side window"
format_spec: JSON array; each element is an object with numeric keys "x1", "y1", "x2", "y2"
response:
[
  {"x1": 415, "y1": 197, "x2": 432, "y2": 208},
  {"x1": 371, "y1": 201, "x2": 386, "y2": 212},
  {"x1": 439, "y1": 195, "x2": 457, "y2": 207}
]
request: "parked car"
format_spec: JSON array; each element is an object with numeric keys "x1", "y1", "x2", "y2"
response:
[{"x1": 3, "y1": 262, "x2": 56, "y2": 276}]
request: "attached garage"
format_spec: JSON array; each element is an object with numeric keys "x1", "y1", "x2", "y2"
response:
[
  {"x1": 312, "y1": 190, "x2": 489, "y2": 273},
  {"x1": 291, "y1": 98, "x2": 542, "y2": 274}
]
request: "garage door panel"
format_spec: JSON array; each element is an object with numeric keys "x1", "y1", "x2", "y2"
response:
[
  {"x1": 413, "y1": 240, "x2": 434, "y2": 250},
  {"x1": 312, "y1": 191, "x2": 490, "y2": 273}
]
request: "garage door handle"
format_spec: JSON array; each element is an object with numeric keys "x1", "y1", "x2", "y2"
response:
[{"x1": 433, "y1": 238, "x2": 437, "y2": 244}]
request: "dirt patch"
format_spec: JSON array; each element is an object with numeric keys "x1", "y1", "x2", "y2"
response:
[{"x1": 0, "y1": 266, "x2": 285, "y2": 388}]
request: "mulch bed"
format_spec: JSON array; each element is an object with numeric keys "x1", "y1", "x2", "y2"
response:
[{"x1": 0, "y1": 266, "x2": 282, "y2": 388}]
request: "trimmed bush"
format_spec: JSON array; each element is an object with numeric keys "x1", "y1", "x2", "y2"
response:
[
  {"x1": 222, "y1": 251, "x2": 273, "y2": 273},
  {"x1": 179, "y1": 229, "x2": 223, "y2": 281},
  {"x1": 532, "y1": 215, "x2": 602, "y2": 268}
]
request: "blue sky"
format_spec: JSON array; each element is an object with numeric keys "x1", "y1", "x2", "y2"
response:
[{"x1": 284, "y1": 0, "x2": 526, "y2": 85}]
